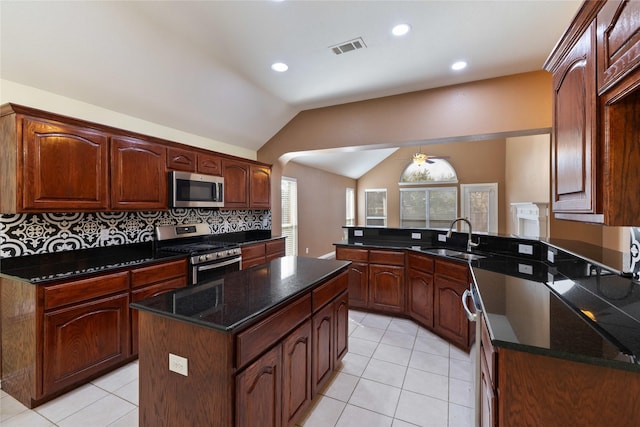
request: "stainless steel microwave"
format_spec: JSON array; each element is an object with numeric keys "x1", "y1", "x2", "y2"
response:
[{"x1": 169, "y1": 171, "x2": 224, "y2": 208}]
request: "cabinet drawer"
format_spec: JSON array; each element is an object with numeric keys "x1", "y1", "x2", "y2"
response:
[
  {"x1": 369, "y1": 250, "x2": 405, "y2": 266},
  {"x1": 335, "y1": 247, "x2": 368, "y2": 262},
  {"x1": 435, "y1": 258, "x2": 469, "y2": 282},
  {"x1": 130, "y1": 259, "x2": 187, "y2": 288},
  {"x1": 312, "y1": 271, "x2": 348, "y2": 311},
  {"x1": 266, "y1": 239, "x2": 285, "y2": 256},
  {"x1": 242, "y1": 243, "x2": 266, "y2": 260},
  {"x1": 236, "y1": 294, "x2": 311, "y2": 368},
  {"x1": 166, "y1": 147, "x2": 196, "y2": 172},
  {"x1": 44, "y1": 271, "x2": 129, "y2": 310},
  {"x1": 408, "y1": 252, "x2": 434, "y2": 273}
]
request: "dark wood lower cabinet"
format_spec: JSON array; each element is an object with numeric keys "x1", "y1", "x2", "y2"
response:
[
  {"x1": 312, "y1": 303, "x2": 334, "y2": 395},
  {"x1": 236, "y1": 345, "x2": 283, "y2": 427},
  {"x1": 43, "y1": 293, "x2": 130, "y2": 395},
  {"x1": 282, "y1": 321, "x2": 312, "y2": 427},
  {"x1": 334, "y1": 292, "x2": 349, "y2": 363},
  {"x1": 407, "y1": 268, "x2": 434, "y2": 328}
]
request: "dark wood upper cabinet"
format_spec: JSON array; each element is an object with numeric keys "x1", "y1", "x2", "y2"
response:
[
  {"x1": 21, "y1": 116, "x2": 110, "y2": 211},
  {"x1": 597, "y1": 0, "x2": 640, "y2": 94},
  {"x1": 166, "y1": 147, "x2": 197, "y2": 172},
  {"x1": 222, "y1": 159, "x2": 250, "y2": 208},
  {"x1": 249, "y1": 165, "x2": 271, "y2": 209},
  {"x1": 550, "y1": 22, "x2": 598, "y2": 215},
  {"x1": 545, "y1": 0, "x2": 640, "y2": 225},
  {"x1": 198, "y1": 153, "x2": 222, "y2": 176},
  {"x1": 110, "y1": 136, "x2": 167, "y2": 210}
]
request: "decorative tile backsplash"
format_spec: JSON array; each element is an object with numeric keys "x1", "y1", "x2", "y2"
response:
[
  {"x1": 631, "y1": 227, "x2": 640, "y2": 280},
  {"x1": 0, "y1": 209, "x2": 270, "y2": 258}
]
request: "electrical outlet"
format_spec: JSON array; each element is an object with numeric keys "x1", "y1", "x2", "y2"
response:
[
  {"x1": 518, "y1": 264, "x2": 533, "y2": 275},
  {"x1": 411, "y1": 232, "x2": 421, "y2": 240},
  {"x1": 169, "y1": 353, "x2": 188, "y2": 376},
  {"x1": 547, "y1": 250, "x2": 555, "y2": 263},
  {"x1": 518, "y1": 244, "x2": 533, "y2": 255},
  {"x1": 438, "y1": 234, "x2": 447, "y2": 242},
  {"x1": 305, "y1": 248, "x2": 309, "y2": 254},
  {"x1": 354, "y1": 229, "x2": 364, "y2": 237}
]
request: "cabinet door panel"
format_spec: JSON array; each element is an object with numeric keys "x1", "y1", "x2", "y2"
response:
[
  {"x1": 166, "y1": 147, "x2": 196, "y2": 172},
  {"x1": 250, "y1": 165, "x2": 271, "y2": 209},
  {"x1": 346, "y1": 262, "x2": 368, "y2": 309},
  {"x1": 236, "y1": 345, "x2": 282, "y2": 427},
  {"x1": 334, "y1": 292, "x2": 349, "y2": 363},
  {"x1": 222, "y1": 159, "x2": 249, "y2": 208},
  {"x1": 434, "y1": 276, "x2": 469, "y2": 349},
  {"x1": 110, "y1": 136, "x2": 167, "y2": 210},
  {"x1": 408, "y1": 268, "x2": 434, "y2": 328},
  {"x1": 282, "y1": 321, "x2": 312, "y2": 427},
  {"x1": 22, "y1": 117, "x2": 109, "y2": 211},
  {"x1": 369, "y1": 264, "x2": 405, "y2": 313},
  {"x1": 312, "y1": 303, "x2": 334, "y2": 395},
  {"x1": 197, "y1": 153, "x2": 222, "y2": 175},
  {"x1": 43, "y1": 293, "x2": 130, "y2": 395},
  {"x1": 552, "y1": 23, "x2": 597, "y2": 213}
]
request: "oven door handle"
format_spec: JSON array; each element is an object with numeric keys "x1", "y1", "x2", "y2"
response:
[
  {"x1": 196, "y1": 256, "x2": 242, "y2": 272},
  {"x1": 462, "y1": 289, "x2": 478, "y2": 322}
]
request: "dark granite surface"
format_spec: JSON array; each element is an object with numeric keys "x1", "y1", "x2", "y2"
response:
[
  {"x1": 0, "y1": 242, "x2": 186, "y2": 284},
  {"x1": 336, "y1": 239, "x2": 640, "y2": 370},
  {"x1": 130, "y1": 256, "x2": 351, "y2": 332}
]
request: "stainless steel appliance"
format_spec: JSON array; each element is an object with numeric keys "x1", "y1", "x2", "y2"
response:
[
  {"x1": 169, "y1": 171, "x2": 224, "y2": 208},
  {"x1": 155, "y1": 223, "x2": 241, "y2": 285},
  {"x1": 462, "y1": 281, "x2": 483, "y2": 427}
]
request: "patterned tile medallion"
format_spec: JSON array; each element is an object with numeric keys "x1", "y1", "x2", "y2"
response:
[{"x1": 0, "y1": 209, "x2": 271, "y2": 258}]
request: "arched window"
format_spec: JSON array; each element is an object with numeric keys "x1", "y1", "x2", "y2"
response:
[
  {"x1": 399, "y1": 158, "x2": 458, "y2": 184},
  {"x1": 399, "y1": 159, "x2": 458, "y2": 228}
]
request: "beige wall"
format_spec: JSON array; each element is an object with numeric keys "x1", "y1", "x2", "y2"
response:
[
  {"x1": 259, "y1": 71, "x2": 553, "y2": 237},
  {"x1": 282, "y1": 161, "x2": 356, "y2": 257},
  {"x1": 357, "y1": 139, "x2": 507, "y2": 232},
  {"x1": 504, "y1": 134, "x2": 551, "y2": 235}
]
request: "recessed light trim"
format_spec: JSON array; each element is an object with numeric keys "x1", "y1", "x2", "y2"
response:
[
  {"x1": 271, "y1": 62, "x2": 288, "y2": 72},
  {"x1": 451, "y1": 61, "x2": 467, "y2": 71},
  {"x1": 392, "y1": 23, "x2": 411, "y2": 37}
]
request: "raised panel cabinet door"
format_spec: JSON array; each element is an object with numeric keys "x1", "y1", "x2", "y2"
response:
[
  {"x1": 408, "y1": 268, "x2": 434, "y2": 328},
  {"x1": 551, "y1": 22, "x2": 597, "y2": 214},
  {"x1": 480, "y1": 352, "x2": 497, "y2": 427},
  {"x1": 166, "y1": 147, "x2": 196, "y2": 172},
  {"x1": 333, "y1": 292, "x2": 349, "y2": 364},
  {"x1": 236, "y1": 345, "x2": 282, "y2": 427},
  {"x1": 346, "y1": 262, "x2": 368, "y2": 309},
  {"x1": 249, "y1": 165, "x2": 271, "y2": 209},
  {"x1": 597, "y1": 0, "x2": 640, "y2": 93},
  {"x1": 434, "y1": 275, "x2": 469, "y2": 350},
  {"x1": 368, "y1": 264, "x2": 405, "y2": 313},
  {"x1": 311, "y1": 303, "x2": 334, "y2": 395},
  {"x1": 22, "y1": 117, "x2": 109, "y2": 211},
  {"x1": 197, "y1": 153, "x2": 222, "y2": 175},
  {"x1": 110, "y1": 136, "x2": 167, "y2": 210},
  {"x1": 43, "y1": 293, "x2": 130, "y2": 395},
  {"x1": 282, "y1": 320, "x2": 312, "y2": 427},
  {"x1": 222, "y1": 159, "x2": 249, "y2": 208}
]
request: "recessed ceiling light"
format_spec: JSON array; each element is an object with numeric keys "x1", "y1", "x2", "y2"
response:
[
  {"x1": 451, "y1": 61, "x2": 467, "y2": 71},
  {"x1": 392, "y1": 23, "x2": 411, "y2": 37},
  {"x1": 271, "y1": 62, "x2": 288, "y2": 72}
]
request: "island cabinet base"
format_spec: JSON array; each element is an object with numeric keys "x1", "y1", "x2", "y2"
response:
[
  {"x1": 497, "y1": 348, "x2": 640, "y2": 426},
  {"x1": 137, "y1": 269, "x2": 349, "y2": 427}
]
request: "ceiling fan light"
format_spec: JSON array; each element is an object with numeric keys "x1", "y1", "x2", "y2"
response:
[{"x1": 412, "y1": 152, "x2": 428, "y2": 165}]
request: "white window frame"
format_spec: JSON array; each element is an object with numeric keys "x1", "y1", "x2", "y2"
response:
[
  {"x1": 460, "y1": 183, "x2": 498, "y2": 234},
  {"x1": 365, "y1": 189, "x2": 387, "y2": 227},
  {"x1": 399, "y1": 187, "x2": 458, "y2": 229},
  {"x1": 345, "y1": 187, "x2": 355, "y2": 226},
  {"x1": 281, "y1": 177, "x2": 298, "y2": 256}
]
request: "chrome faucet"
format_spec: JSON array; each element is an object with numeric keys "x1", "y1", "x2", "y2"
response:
[{"x1": 446, "y1": 217, "x2": 479, "y2": 252}]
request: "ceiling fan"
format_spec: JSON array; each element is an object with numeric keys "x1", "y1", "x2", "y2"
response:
[{"x1": 410, "y1": 147, "x2": 449, "y2": 166}]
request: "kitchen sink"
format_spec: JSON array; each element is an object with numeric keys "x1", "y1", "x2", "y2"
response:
[{"x1": 423, "y1": 248, "x2": 487, "y2": 261}]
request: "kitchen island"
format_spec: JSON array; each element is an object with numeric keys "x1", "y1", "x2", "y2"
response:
[{"x1": 130, "y1": 256, "x2": 350, "y2": 427}]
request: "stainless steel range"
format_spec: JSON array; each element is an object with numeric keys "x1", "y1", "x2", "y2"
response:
[{"x1": 155, "y1": 223, "x2": 242, "y2": 285}]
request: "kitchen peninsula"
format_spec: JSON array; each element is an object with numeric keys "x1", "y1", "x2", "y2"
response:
[{"x1": 130, "y1": 256, "x2": 350, "y2": 427}]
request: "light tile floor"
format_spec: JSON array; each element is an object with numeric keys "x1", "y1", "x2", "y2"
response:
[{"x1": 0, "y1": 310, "x2": 474, "y2": 427}]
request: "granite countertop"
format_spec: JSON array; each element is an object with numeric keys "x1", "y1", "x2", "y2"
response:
[{"x1": 130, "y1": 256, "x2": 351, "y2": 332}]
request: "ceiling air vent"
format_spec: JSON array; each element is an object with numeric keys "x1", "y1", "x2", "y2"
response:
[{"x1": 330, "y1": 37, "x2": 367, "y2": 55}]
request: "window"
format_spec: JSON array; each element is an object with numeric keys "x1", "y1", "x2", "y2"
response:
[
  {"x1": 365, "y1": 189, "x2": 387, "y2": 227},
  {"x1": 345, "y1": 188, "x2": 355, "y2": 226},
  {"x1": 399, "y1": 158, "x2": 458, "y2": 184},
  {"x1": 460, "y1": 183, "x2": 498, "y2": 233},
  {"x1": 400, "y1": 187, "x2": 457, "y2": 228},
  {"x1": 281, "y1": 177, "x2": 298, "y2": 256}
]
